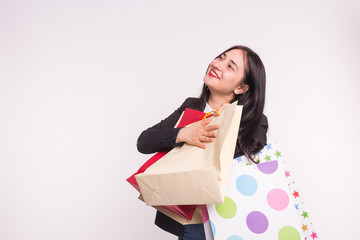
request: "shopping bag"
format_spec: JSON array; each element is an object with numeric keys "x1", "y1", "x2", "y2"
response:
[
  {"x1": 138, "y1": 194, "x2": 205, "y2": 225},
  {"x1": 136, "y1": 101, "x2": 243, "y2": 206},
  {"x1": 202, "y1": 205, "x2": 215, "y2": 240},
  {"x1": 127, "y1": 107, "x2": 207, "y2": 220},
  {"x1": 205, "y1": 143, "x2": 318, "y2": 240}
]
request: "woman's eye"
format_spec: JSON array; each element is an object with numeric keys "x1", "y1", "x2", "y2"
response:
[{"x1": 228, "y1": 64, "x2": 233, "y2": 70}]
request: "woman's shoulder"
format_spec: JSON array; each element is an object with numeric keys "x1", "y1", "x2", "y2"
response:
[
  {"x1": 179, "y1": 97, "x2": 200, "y2": 109},
  {"x1": 183, "y1": 97, "x2": 199, "y2": 104}
]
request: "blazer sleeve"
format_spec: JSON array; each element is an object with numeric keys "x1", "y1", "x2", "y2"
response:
[{"x1": 136, "y1": 97, "x2": 197, "y2": 154}]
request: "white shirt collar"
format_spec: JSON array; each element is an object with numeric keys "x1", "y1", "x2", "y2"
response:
[{"x1": 204, "y1": 102, "x2": 213, "y2": 113}]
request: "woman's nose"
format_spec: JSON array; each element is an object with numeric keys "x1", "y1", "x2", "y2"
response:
[{"x1": 212, "y1": 60, "x2": 223, "y2": 71}]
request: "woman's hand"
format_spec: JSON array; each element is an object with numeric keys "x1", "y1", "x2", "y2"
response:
[
  {"x1": 176, "y1": 117, "x2": 220, "y2": 149},
  {"x1": 176, "y1": 103, "x2": 229, "y2": 149}
]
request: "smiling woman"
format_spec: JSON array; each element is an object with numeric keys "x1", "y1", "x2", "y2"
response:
[
  {"x1": 205, "y1": 50, "x2": 248, "y2": 99},
  {"x1": 136, "y1": 45, "x2": 268, "y2": 240}
]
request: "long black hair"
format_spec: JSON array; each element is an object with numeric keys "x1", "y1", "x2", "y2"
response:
[{"x1": 194, "y1": 45, "x2": 266, "y2": 162}]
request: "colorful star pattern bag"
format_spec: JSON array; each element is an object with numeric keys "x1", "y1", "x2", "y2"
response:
[{"x1": 204, "y1": 143, "x2": 318, "y2": 240}]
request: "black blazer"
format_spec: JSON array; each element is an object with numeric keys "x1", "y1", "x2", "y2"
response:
[{"x1": 137, "y1": 97, "x2": 268, "y2": 237}]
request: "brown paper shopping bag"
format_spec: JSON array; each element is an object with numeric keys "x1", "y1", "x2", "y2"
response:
[
  {"x1": 127, "y1": 108, "x2": 209, "y2": 220},
  {"x1": 136, "y1": 102, "x2": 242, "y2": 206}
]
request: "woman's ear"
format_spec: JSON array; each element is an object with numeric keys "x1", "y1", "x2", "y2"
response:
[{"x1": 234, "y1": 84, "x2": 249, "y2": 95}]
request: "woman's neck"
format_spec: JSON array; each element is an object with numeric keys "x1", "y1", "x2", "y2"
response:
[{"x1": 208, "y1": 93, "x2": 234, "y2": 110}]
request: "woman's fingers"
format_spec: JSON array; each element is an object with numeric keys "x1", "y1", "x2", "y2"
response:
[
  {"x1": 203, "y1": 130, "x2": 218, "y2": 138},
  {"x1": 201, "y1": 116, "x2": 213, "y2": 126},
  {"x1": 199, "y1": 135, "x2": 215, "y2": 143},
  {"x1": 198, "y1": 125, "x2": 219, "y2": 144},
  {"x1": 196, "y1": 141, "x2": 207, "y2": 149},
  {"x1": 198, "y1": 117, "x2": 220, "y2": 145},
  {"x1": 205, "y1": 124, "x2": 220, "y2": 131},
  {"x1": 177, "y1": 115, "x2": 221, "y2": 149},
  {"x1": 191, "y1": 136, "x2": 206, "y2": 149}
]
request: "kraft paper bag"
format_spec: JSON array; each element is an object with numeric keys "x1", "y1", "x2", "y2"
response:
[
  {"x1": 127, "y1": 107, "x2": 208, "y2": 220},
  {"x1": 136, "y1": 101, "x2": 243, "y2": 206},
  {"x1": 205, "y1": 143, "x2": 318, "y2": 240}
]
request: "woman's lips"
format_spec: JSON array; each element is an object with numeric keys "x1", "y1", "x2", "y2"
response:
[{"x1": 209, "y1": 69, "x2": 219, "y2": 79}]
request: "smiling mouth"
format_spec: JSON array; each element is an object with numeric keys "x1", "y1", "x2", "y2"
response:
[{"x1": 209, "y1": 69, "x2": 219, "y2": 79}]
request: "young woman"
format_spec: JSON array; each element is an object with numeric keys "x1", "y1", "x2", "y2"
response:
[{"x1": 137, "y1": 45, "x2": 268, "y2": 240}]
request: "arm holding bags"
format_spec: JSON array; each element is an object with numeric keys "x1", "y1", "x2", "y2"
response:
[
  {"x1": 127, "y1": 103, "x2": 208, "y2": 220},
  {"x1": 136, "y1": 101, "x2": 243, "y2": 206}
]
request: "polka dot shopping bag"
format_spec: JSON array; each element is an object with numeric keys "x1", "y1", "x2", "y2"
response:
[{"x1": 204, "y1": 143, "x2": 318, "y2": 240}]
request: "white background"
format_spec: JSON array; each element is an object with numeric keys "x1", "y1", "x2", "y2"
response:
[{"x1": 1, "y1": 0, "x2": 359, "y2": 239}]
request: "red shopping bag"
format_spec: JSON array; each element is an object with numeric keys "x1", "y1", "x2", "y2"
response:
[{"x1": 127, "y1": 108, "x2": 208, "y2": 220}]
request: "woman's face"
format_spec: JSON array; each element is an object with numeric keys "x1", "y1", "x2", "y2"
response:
[{"x1": 204, "y1": 49, "x2": 248, "y2": 97}]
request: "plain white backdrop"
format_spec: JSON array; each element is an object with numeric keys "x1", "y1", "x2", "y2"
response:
[{"x1": 1, "y1": 0, "x2": 359, "y2": 239}]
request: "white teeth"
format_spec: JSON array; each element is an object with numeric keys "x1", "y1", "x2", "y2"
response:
[{"x1": 211, "y1": 70, "x2": 218, "y2": 78}]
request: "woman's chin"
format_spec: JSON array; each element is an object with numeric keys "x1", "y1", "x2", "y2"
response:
[{"x1": 204, "y1": 76, "x2": 217, "y2": 86}]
